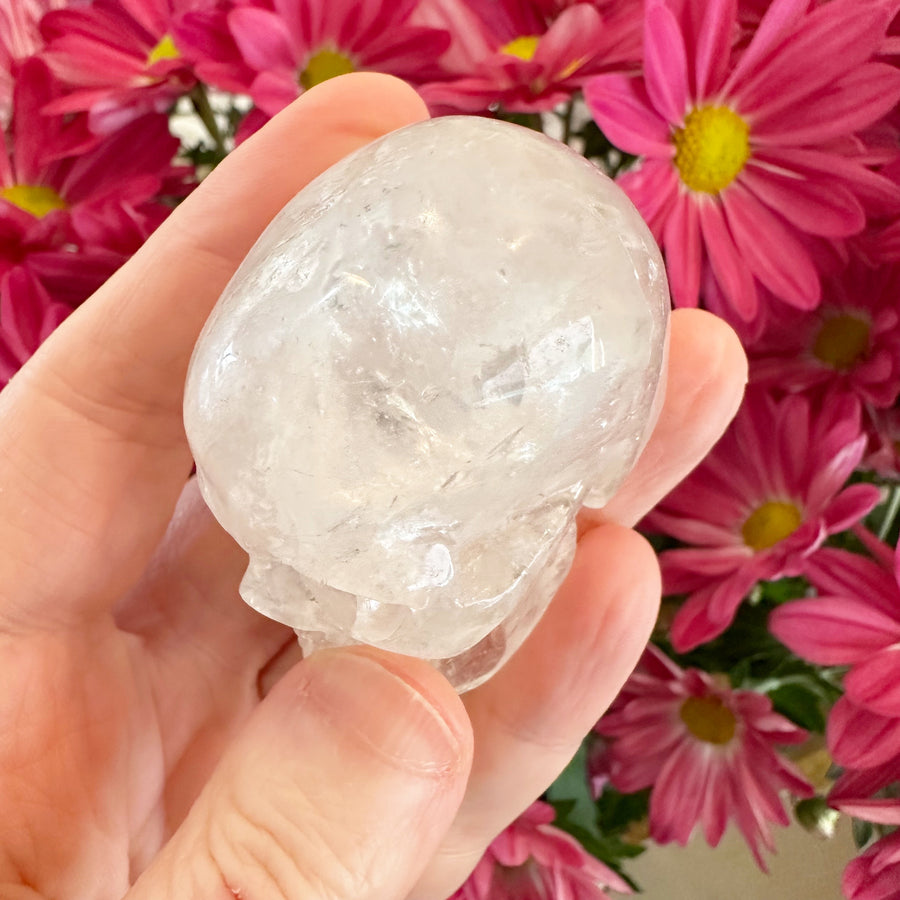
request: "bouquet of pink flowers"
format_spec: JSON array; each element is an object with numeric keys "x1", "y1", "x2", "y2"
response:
[{"x1": 2, "y1": 0, "x2": 899, "y2": 897}]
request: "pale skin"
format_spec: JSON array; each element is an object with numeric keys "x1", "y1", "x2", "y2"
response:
[{"x1": 0, "y1": 74, "x2": 747, "y2": 900}]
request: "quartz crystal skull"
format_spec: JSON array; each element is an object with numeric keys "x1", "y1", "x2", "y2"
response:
[{"x1": 184, "y1": 116, "x2": 669, "y2": 691}]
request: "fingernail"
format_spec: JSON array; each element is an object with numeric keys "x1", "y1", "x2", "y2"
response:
[{"x1": 301, "y1": 649, "x2": 466, "y2": 773}]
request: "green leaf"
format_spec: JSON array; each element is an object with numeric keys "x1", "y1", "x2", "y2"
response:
[
  {"x1": 852, "y1": 817, "x2": 874, "y2": 849},
  {"x1": 546, "y1": 742, "x2": 598, "y2": 837},
  {"x1": 545, "y1": 738, "x2": 649, "y2": 889},
  {"x1": 768, "y1": 683, "x2": 828, "y2": 733},
  {"x1": 758, "y1": 575, "x2": 809, "y2": 605},
  {"x1": 595, "y1": 784, "x2": 651, "y2": 835},
  {"x1": 495, "y1": 110, "x2": 545, "y2": 132},
  {"x1": 795, "y1": 797, "x2": 841, "y2": 838}
]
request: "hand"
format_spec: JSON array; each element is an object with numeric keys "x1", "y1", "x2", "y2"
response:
[{"x1": 0, "y1": 74, "x2": 746, "y2": 900}]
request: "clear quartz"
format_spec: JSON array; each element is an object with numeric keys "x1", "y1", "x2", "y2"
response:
[{"x1": 183, "y1": 116, "x2": 669, "y2": 691}]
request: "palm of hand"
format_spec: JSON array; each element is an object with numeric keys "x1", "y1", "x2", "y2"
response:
[
  {"x1": 0, "y1": 75, "x2": 745, "y2": 899},
  {"x1": 0, "y1": 506, "x2": 279, "y2": 894},
  {"x1": 3, "y1": 624, "x2": 166, "y2": 890}
]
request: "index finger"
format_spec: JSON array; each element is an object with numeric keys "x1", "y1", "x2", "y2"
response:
[{"x1": 0, "y1": 74, "x2": 428, "y2": 629}]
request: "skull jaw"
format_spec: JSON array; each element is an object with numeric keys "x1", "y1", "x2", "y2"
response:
[{"x1": 240, "y1": 519, "x2": 577, "y2": 692}]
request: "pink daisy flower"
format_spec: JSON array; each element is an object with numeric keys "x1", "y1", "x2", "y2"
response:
[
  {"x1": 750, "y1": 259, "x2": 900, "y2": 408},
  {"x1": 416, "y1": 0, "x2": 642, "y2": 114},
  {"x1": 210, "y1": 0, "x2": 451, "y2": 122},
  {"x1": 644, "y1": 388, "x2": 881, "y2": 651},
  {"x1": 844, "y1": 829, "x2": 900, "y2": 900},
  {"x1": 1, "y1": 58, "x2": 186, "y2": 315},
  {"x1": 450, "y1": 800, "x2": 630, "y2": 900},
  {"x1": 584, "y1": 0, "x2": 900, "y2": 324},
  {"x1": 595, "y1": 644, "x2": 813, "y2": 869},
  {"x1": 39, "y1": 0, "x2": 200, "y2": 132}
]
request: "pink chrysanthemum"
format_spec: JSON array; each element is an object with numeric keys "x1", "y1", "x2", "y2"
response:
[
  {"x1": 595, "y1": 644, "x2": 813, "y2": 869},
  {"x1": 2, "y1": 59, "x2": 184, "y2": 262},
  {"x1": 844, "y1": 830, "x2": 900, "y2": 900},
  {"x1": 203, "y1": 0, "x2": 451, "y2": 122},
  {"x1": 1, "y1": 58, "x2": 186, "y2": 354},
  {"x1": 39, "y1": 0, "x2": 200, "y2": 132},
  {"x1": 750, "y1": 260, "x2": 900, "y2": 408},
  {"x1": 585, "y1": 0, "x2": 900, "y2": 325},
  {"x1": 416, "y1": 0, "x2": 641, "y2": 114},
  {"x1": 644, "y1": 388, "x2": 881, "y2": 651},
  {"x1": 450, "y1": 801, "x2": 630, "y2": 900}
]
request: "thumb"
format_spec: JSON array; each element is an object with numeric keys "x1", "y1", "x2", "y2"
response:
[{"x1": 128, "y1": 646, "x2": 473, "y2": 900}]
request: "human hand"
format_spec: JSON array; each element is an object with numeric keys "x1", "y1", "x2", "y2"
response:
[{"x1": 0, "y1": 74, "x2": 746, "y2": 900}]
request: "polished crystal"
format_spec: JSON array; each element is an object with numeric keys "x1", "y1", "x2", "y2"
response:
[{"x1": 184, "y1": 116, "x2": 669, "y2": 691}]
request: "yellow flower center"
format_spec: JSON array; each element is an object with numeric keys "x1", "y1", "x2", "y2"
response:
[
  {"x1": 0, "y1": 184, "x2": 67, "y2": 218},
  {"x1": 742, "y1": 501, "x2": 803, "y2": 551},
  {"x1": 679, "y1": 695, "x2": 736, "y2": 745},
  {"x1": 299, "y1": 48, "x2": 355, "y2": 91},
  {"x1": 501, "y1": 35, "x2": 540, "y2": 61},
  {"x1": 672, "y1": 105, "x2": 750, "y2": 195},
  {"x1": 812, "y1": 313, "x2": 871, "y2": 371},
  {"x1": 146, "y1": 34, "x2": 180, "y2": 67}
]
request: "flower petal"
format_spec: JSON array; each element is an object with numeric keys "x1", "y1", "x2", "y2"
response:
[
  {"x1": 228, "y1": 7, "x2": 296, "y2": 72},
  {"x1": 643, "y1": 0, "x2": 689, "y2": 123},
  {"x1": 752, "y1": 63, "x2": 900, "y2": 147},
  {"x1": 733, "y1": 0, "x2": 895, "y2": 120},
  {"x1": 662, "y1": 193, "x2": 702, "y2": 308},
  {"x1": 615, "y1": 160, "x2": 679, "y2": 232},
  {"x1": 693, "y1": 0, "x2": 736, "y2": 99},
  {"x1": 844, "y1": 646, "x2": 900, "y2": 717},
  {"x1": 723, "y1": 182, "x2": 820, "y2": 308},
  {"x1": 670, "y1": 573, "x2": 754, "y2": 651},
  {"x1": 769, "y1": 597, "x2": 900, "y2": 664},
  {"x1": 819, "y1": 483, "x2": 881, "y2": 533},
  {"x1": 804, "y1": 548, "x2": 900, "y2": 620},
  {"x1": 739, "y1": 164, "x2": 865, "y2": 238},
  {"x1": 532, "y1": 4, "x2": 602, "y2": 77},
  {"x1": 723, "y1": 0, "x2": 808, "y2": 95},
  {"x1": 584, "y1": 74, "x2": 674, "y2": 156},
  {"x1": 828, "y1": 697, "x2": 900, "y2": 769},
  {"x1": 697, "y1": 198, "x2": 758, "y2": 320}
]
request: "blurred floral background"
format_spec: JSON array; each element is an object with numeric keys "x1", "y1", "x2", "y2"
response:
[{"x1": 2, "y1": 0, "x2": 900, "y2": 897}]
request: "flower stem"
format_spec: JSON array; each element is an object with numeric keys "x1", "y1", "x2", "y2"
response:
[
  {"x1": 877, "y1": 484, "x2": 900, "y2": 541},
  {"x1": 561, "y1": 98, "x2": 575, "y2": 146},
  {"x1": 190, "y1": 83, "x2": 226, "y2": 158}
]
